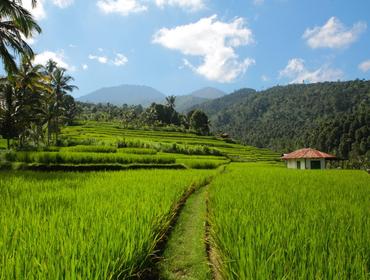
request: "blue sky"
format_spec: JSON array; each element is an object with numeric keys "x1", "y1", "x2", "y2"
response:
[{"x1": 5, "y1": 0, "x2": 370, "y2": 97}]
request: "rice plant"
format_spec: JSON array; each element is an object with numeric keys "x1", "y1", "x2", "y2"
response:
[
  {"x1": 3, "y1": 151, "x2": 175, "y2": 165},
  {"x1": 0, "y1": 169, "x2": 213, "y2": 279},
  {"x1": 208, "y1": 163, "x2": 370, "y2": 279}
]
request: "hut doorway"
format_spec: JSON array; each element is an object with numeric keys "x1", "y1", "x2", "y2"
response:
[{"x1": 310, "y1": 160, "x2": 321, "y2": 169}]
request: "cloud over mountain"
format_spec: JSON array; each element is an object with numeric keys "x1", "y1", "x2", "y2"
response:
[{"x1": 280, "y1": 58, "x2": 343, "y2": 83}]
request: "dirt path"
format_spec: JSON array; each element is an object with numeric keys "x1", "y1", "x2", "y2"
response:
[{"x1": 158, "y1": 185, "x2": 212, "y2": 280}]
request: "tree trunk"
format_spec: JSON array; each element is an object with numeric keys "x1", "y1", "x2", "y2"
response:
[
  {"x1": 47, "y1": 120, "x2": 51, "y2": 146},
  {"x1": 55, "y1": 116, "x2": 59, "y2": 144}
]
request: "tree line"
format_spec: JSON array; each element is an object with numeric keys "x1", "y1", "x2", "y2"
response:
[
  {"x1": 0, "y1": 0, "x2": 78, "y2": 149},
  {"x1": 78, "y1": 96, "x2": 210, "y2": 135}
]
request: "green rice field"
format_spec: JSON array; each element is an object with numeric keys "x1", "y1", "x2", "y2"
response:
[
  {"x1": 208, "y1": 163, "x2": 370, "y2": 279},
  {"x1": 0, "y1": 122, "x2": 368, "y2": 279},
  {"x1": 0, "y1": 169, "x2": 214, "y2": 279}
]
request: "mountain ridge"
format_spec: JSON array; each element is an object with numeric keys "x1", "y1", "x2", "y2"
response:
[
  {"x1": 78, "y1": 85, "x2": 226, "y2": 111},
  {"x1": 77, "y1": 84, "x2": 166, "y2": 106}
]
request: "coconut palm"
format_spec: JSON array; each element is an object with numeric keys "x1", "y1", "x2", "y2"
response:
[
  {"x1": 0, "y1": 79, "x2": 17, "y2": 148},
  {"x1": 165, "y1": 95, "x2": 176, "y2": 110},
  {"x1": 0, "y1": 0, "x2": 41, "y2": 73},
  {"x1": 10, "y1": 57, "x2": 51, "y2": 146},
  {"x1": 50, "y1": 67, "x2": 78, "y2": 143}
]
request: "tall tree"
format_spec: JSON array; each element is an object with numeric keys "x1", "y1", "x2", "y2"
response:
[
  {"x1": 0, "y1": 0, "x2": 41, "y2": 73},
  {"x1": 0, "y1": 80, "x2": 17, "y2": 148},
  {"x1": 50, "y1": 67, "x2": 78, "y2": 143},
  {"x1": 165, "y1": 95, "x2": 176, "y2": 110},
  {"x1": 189, "y1": 110, "x2": 210, "y2": 135},
  {"x1": 11, "y1": 57, "x2": 51, "y2": 147}
]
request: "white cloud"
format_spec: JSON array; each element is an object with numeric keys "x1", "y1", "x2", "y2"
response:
[
  {"x1": 155, "y1": 0, "x2": 205, "y2": 11},
  {"x1": 34, "y1": 51, "x2": 76, "y2": 71},
  {"x1": 89, "y1": 54, "x2": 108, "y2": 64},
  {"x1": 22, "y1": 0, "x2": 47, "y2": 20},
  {"x1": 52, "y1": 0, "x2": 74, "y2": 8},
  {"x1": 97, "y1": 0, "x2": 147, "y2": 16},
  {"x1": 359, "y1": 60, "x2": 370, "y2": 72},
  {"x1": 82, "y1": 64, "x2": 89, "y2": 70},
  {"x1": 303, "y1": 17, "x2": 367, "y2": 49},
  {"x1": 22, "y1": 0, "x2": 74, "y2": 20},
  {"x1": 112, "y1": 53, "x2": 128, "y2": 66},
  {"x1": 153, "y1": 15, "x2": 255, "y2": 83},
  {"x1": 279, "y1": 58, "x2": 343, "y2": 83},
  {"x1": 89, "y1": 52, "x2": 128, "y2": 66}
]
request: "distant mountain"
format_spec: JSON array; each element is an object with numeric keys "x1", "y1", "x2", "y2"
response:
[
  {"x1": 190, "y1": 87, "x2": 226, "y2": 99},
  {"x1": 78, "y1": 85, "x2": 165, "y2": 106},
  {"x1": 175, "y1": 87, "x2": 226, "y2": 112}
]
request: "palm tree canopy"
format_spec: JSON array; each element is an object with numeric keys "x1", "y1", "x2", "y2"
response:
[
  {"x1": 165, "y1": 95, "x2": 176, "y2": 109},
  {"x1": 51, "y1": 68, "x2": 78, "y2": 96},
  {"x1": 0, "y1": 0, "x2": 41, "y2": 73}
]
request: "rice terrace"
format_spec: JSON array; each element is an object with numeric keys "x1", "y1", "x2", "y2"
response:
[{"x1": 1, "y1": 0, "x2": 370, "y2": 279}]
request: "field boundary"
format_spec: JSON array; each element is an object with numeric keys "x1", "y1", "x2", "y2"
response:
[
  {"x1": 137, "y1": 175, "x2": 216, "y2": 279},
  {"x1": 205, "y1": 166, "x2": 228, "y2": 280},
  {"x1": 0, "y1": 162, "x2": 188, "y2": 172},
  {"x1": 205, "y1": 190, "x2": 224, "y2": 280}
]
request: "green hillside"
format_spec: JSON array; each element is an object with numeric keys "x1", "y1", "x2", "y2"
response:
[{"x1": 194, "y1": 80, "x2": 370, "y2": 164}]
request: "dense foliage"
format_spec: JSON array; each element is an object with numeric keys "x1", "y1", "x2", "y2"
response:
[
  {"x1": 0, "y1": 59, "x2": 78, "y2": 149},
  {"x1": 77, "y1": 97, "x2": 211, "y2": 135},
  {"x1": 195, "y1": 80, "x2": 370, "y2": 165}
]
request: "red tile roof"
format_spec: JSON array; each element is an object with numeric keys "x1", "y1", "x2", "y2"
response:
[{"x1": 281, "y1": 148, "x2": 336, "y2": 160}]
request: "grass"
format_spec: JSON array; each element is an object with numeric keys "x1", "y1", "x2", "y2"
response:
[
  {"x1": 159, "y1": 185, "x2": 212, "y2": 280},
  {"x1": 3, "y1": 151, "x2": 175, "y2": 165},
  {"x1": 0, "y1": 169, "x2": 214, "y2": 279},
  {"x1": 117, "y1": 148, "x2": 158, "y2": 155},
  {"x1": 60, "y1": 145, "x2": 117, "y2": 153},
  {"x1": 208, "y1": 163, "x2": 370, "y2": 279},
  {"x1": 176, "y1": 158, "x2": 229, "y2": 169},
  {"x1": 60, "y1": 122, "x2": 280, "y2": 162}
]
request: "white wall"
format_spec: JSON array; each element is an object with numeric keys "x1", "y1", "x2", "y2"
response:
[{"x1": 286, "y1": 159, "x2": 326, "y2": 169}]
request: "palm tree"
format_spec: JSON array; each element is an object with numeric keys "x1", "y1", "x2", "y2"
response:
[
  {"x1": 50, "y1": 67, "x2": 78, "y2": 143},
  {"x1": 0, "y1": 79, "x2": 17, "y2": 149},
  {"x1": 0, "y1": 0, "x2": 41, "y2": 73},
  {"x1": 11, "y1": 57, "x2": 51, "y2": 147},
  {"x1": 43, "y1": 59, "x2": 58, "y2": 144},
  {"x1": 165, "y1": 95, "x2": 176, "y2": 110}
]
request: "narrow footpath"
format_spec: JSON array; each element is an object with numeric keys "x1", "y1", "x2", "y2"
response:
[{"x1": 158, "y1": 186, "x2": 212, "y2": 280}]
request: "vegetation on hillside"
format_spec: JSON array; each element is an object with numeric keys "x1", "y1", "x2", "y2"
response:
[
  {"x1": 77, "y1": 97, "x2": 211, "y2": 135},
  {"x1": 195, "y1": 81, "x2": 370, "y2": 166}
]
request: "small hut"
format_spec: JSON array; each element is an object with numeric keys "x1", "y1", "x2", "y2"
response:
[{"x1": 281, "y1": 148, "x2": 336, "y2": 170}]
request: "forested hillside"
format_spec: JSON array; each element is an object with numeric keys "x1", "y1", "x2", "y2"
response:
[{"x1": 194, "y1": 80, "x2": 370, "y2": 164}]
